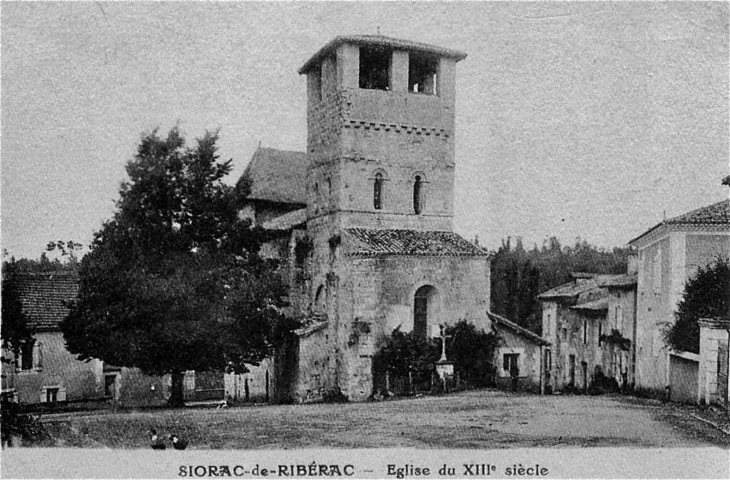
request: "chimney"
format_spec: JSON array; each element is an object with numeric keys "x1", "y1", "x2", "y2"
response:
[{"x1": 627, "y1": 251, "x2": 638, "y2": 274}]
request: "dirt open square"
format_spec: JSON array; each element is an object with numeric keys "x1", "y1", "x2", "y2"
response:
[{"x1": 33, "y1": 389, "x2": 729, "y2": 449}]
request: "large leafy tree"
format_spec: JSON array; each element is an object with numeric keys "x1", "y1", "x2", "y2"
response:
[
  {"x1": 665, "y1": 257, "x2": 730, "y2": 354},
  {"x1": 1, "y1": 259, "x2": 34, "y2": 352},
  {"x1": 62, "y1": 128, "x2": 292, "y2": 406},
  {"x1": 443, "y1": 320, "x2": 499, "y2": 387}
]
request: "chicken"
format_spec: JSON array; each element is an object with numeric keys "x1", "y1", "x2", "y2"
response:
[
  {"x1": 149, "y1": 428, "x2": 166, "y2": 450},
  {"x1": 169, "y1": 433, "x2": 188, "y2": 450}
]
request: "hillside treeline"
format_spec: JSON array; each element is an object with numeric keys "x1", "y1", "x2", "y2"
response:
[{"x1": 490, "y1": 237, "x2": 630, "y2": 335}]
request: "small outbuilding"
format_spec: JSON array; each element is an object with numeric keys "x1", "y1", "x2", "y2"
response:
[{"x1": 488, "y1": 312, "x2": 550, "y2": 393}]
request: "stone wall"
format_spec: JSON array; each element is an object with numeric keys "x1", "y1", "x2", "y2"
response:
[
  {"x1": 225, "y1": 359, "x2": 274, "y2": 403},
  {"x1": 634, "y1": 230, "x2": 730, "y2": 395},
  {"x1": 699, "y1": 318, "x2": 730, "y2": 407},
  {"x1": 685, "y1": 234, "x2": 730, "y2": 279},
  {"x1": 116, "y1": 368, "x2": 169, "y2": 407},
  {"x1": 635, "y1": 235, "x2": 672, "y2": 394},
  {"x1": 11, "y1": 332, "x2": 103, "y2": 405},
  {"x1": 305, "y1": 43, "x2": 459, "y2": 233},
  {"x1": 604, "y1": 287, "x2": 636, "y2": 386},
  {"x1": 340, "y1": 254, "x2": 491, "y2": 400},
  {"x1": 550, "y1": 306, "x2": 604, "y2": 392},
  {"x1": 294, "y1": 39, "x2": 484, "y2": 403},
  {"x1": 294, "y1": 325, "x2": 335, "y2": 403},
  {"x1": 493, "y1": 327, "x2": 543, "y2": 393},
  {"x1": 668, "y1": 352, "x2": 699, "y2": 404}
]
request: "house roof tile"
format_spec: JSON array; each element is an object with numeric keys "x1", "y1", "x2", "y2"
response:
[
  {"x1": 345, "y1": 228, "x2": 487, "y2": 257},
  {"x1": 663, "y1": 199, "x2": 730, "y2": 225},
  {"x1": 487, "y1": 312, "x2": 549, "y2": 346},
  {"x1": 14, "y1": 272, "x2": 79, "y2": 332},
  {"x1": 570, "y1": 297, "x2": 609, "y2": 312},
  {"x1": 538, "y1": 272, "x2": 634, "y2": 300},
  {"x1": 261, "y1": 208, "x2": 307, "y2": 231},
  {"x1": 629, "y1": 199, "x2": 730, "y2": 245},
  {"x1": 237, "y1": 148, "x2": 307, "y2": 205},
  {"x1": 597, "y1": 272, "x2": 637, "y2": 288},
  {"x1": 299, "y1": 35, "x2": 467, "y2": 74},
  {"x1": 295, "y1": 318, "x2": 328, "y2": 338}
]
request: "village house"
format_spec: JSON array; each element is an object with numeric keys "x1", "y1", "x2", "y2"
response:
[
  {"x1": 487, "y1": 312, "x2": 550, "y2": 393},
  {"x1": 227, "y1": 35, "x2": 502, "y2": 403},
  {"x1": 539, "y1": 268, "x2": 638, "y2": 393},
  {"x1": 628, "y1": 196, "x2": 730, "y2": 402},
  {"x1": 1, "y1": 272, "x2": 101, "y2": 404},
  {"x1": 1, "y1": 272, "x2": 218, "y2": 407}
]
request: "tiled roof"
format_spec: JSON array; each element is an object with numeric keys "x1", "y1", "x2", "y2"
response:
[
  {"x1": 295, "y1": 318, "x2": 328, "y2": 338},
  {"x1": 299, "y1": 35, "x2": 467, "y2": 74},
  {"x1": 570, "y1": 297, "x2": 609, "y2": 312},
  {"x1": 487, "y1": 312, "x2": 549, "y2": 346},
  {"x1": 664, "y1": 199, "x2": 730, "y2": 225},
  {"x1": 345, "y1": 228, "x2": 487, "y2": 257},
  {"x1": 629, "y1": 199, "x2": 730, "y2": 245},
  {"x1": 13, "y1": 272, "x2": 79, "y2": 332},
  {"x1": 237, "y1": 148, "x2": 307, "y2": 205},
  {"x1": 538, "y1": 273, "x2": 632, "y2": 300},
  {"x1": 597, "y1": 272, "x2": 637, "y2": 288},
  {"x1": 261, "y1": 208, "x2": 307, "y2": 231}
]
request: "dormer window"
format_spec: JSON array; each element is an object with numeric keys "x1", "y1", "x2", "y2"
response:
[
  {"x1": 409, "y1": 54, "x2": 438, "y2": 95},
  {"x1": 359, "y1": 47, "x2": 391, "y2": 91}
]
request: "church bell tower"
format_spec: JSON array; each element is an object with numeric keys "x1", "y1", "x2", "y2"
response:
[
  {"x1": 294, "y1": 36, "x2": 487, "y2": 403},
  {"x1": 298, "y1": 35, "x2": 467, "y2": 234}
]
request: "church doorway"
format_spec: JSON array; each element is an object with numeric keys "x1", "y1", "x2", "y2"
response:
[{"x1": 414, "y1": 285, "x2": 438, "y2": 339}]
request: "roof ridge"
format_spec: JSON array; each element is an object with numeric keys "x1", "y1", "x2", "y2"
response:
[
  {"x1": 666, "y1": 198, "x2": 729, "y2": 223},
  {"x1": 629, "y1": 198, "x2": 730, "y2": 245},
  {"x1": 16, "y1": 271, "x2": 79, "y2": 276},
  {"x1": 487, "y1": 311, "x2": 549, "y2": 346},
  {"x1": 299, "y1": 35, "x2": 467, "y2": 74}
]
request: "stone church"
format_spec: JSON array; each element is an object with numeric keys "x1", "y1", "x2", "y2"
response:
[{"x1": 235, "y1": 35, "x2": 493, "y2": 403}]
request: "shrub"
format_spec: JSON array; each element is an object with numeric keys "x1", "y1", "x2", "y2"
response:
[
  {"x1": 1, "y1": 400, "x2": 48, "y2": 446},
  {"x1": 665, "y1": 257, "x2": 730, "y2": 354},
  {"x1": 588, "y1": 370, "x2": 620, "y2": 395}
]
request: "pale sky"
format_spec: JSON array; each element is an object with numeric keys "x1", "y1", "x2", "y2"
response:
[{"x1": 2, "y1": 2, "x2": 728, "y2": 260}]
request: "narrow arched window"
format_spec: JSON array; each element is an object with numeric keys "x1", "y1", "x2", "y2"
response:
[
  {"x1": 326, "y1": 178, "x2": 332, "y2": 210},
  {"x1": 373, "y1": 173, "x2": 383, "y2": 210},
  {"x1": 413, "y1": 175, "x2": 423, "y2": 214},
  {"x1": 314, "y1": 285, "x2": 325, "y2": 315},
  {"x1": 414, "y1": 285, "x2": 437, "y2": 339}
]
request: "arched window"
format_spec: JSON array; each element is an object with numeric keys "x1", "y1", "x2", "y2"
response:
[
  {"x1": 326, "y1": 178, "x2": 332, "y2": 210},
  {"x1": 414, "y1": 285, "x2": 437, "y2": 339},
  {"x1": 373, "y1": 173, "x2": 383, "y2": 210},
  {"x1": 314, "y1": 285, "x2": 325, "y2": 315},
  {"x1": 413, "y1": 175, "x2": 423, "y2": 214},
  {"x1": 313, "y1": 182, "x2": 319, "y2": 213}
]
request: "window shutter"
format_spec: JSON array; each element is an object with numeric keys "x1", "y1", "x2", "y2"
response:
[{"x1": 33, "y1": 341, "x2": 42, "y2": 371}]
